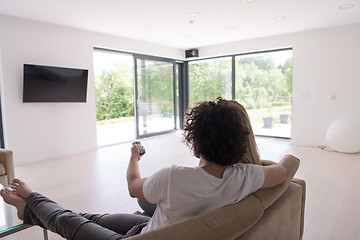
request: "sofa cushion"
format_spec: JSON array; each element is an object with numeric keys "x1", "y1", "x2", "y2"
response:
[
  {"x1": 129, "y1": 195, "x2": 264, "y2": 240},
  {"x1": 252, "y1": 154, "x2": 300, "y2": 209},
  {"x1": 0, "y1": 163, "x2": 5, "y2": 175}
]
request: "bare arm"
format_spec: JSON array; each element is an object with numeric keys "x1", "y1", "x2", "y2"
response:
[
  {"x1": 126, "y1": 145, "x2": 147, "y2": 200},
  {"x1": 260, "y1": 160, "x2": 288, "y2": 189}
]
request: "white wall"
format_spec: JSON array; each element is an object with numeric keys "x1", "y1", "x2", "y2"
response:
[
  {"x1": 199, "y1": 23, "x2": 360, "y2": 147},
  {"x1": 0, "y1": 14, "x2": 359, "y2": 164},
  {"x1": 0, "y1": 14, "x2": 183, "y2": 164}
]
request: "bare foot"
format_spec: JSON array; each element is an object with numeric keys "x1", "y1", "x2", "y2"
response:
[
  {"x1": 0, "y1": 188, "x2": 26, "y2": 220},
  {"x1": 10, "y1": 179, "x2": 33, "y2": 199}
]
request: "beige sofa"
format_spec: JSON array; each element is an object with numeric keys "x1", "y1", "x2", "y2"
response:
[
  {"x1": 128, "y1": 154, "x2": 305, "y2": 240},
  {"x1": 0, "y1": 149, "x2": 15, "y2": 187}
]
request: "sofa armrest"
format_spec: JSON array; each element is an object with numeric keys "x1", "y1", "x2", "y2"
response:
[
  {"x1": 253, "y1": 154, "x2": 300, "y2": 209},
  {"x1": 291, "y1": 178, "x2": 306, "y2": 238}
]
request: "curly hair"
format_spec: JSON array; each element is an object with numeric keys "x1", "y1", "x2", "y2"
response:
[{"x1": 183, "y1": 98, "x2": 260, "y2": 166}]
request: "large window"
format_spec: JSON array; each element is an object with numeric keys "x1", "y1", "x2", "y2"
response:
[
  {"x1": 93, "y1": 51, "x2": 135, "y2": 146},
  {"x1": 235, "y1": 50, "x2": 292, "y2": 138},
  {"x1": 93, "y1": 50, "x2": 178, "y2": 146},
  {"x1": 94, "y1": 48, "x2": 292, "y2": 145},
  {"x1": 188, "y1": 49, "x2": 292, "y2": 138}
]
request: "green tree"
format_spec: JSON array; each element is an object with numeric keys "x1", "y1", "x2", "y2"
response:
[
  {"x1": 282, "y1": 58, "x2": 293, "y2": 96},
  {"x1": 235, "y1": 55, "x2": 292, "y2": 110},
  {"x1": 237, "y1": 55, "x2": 276, "y2": 71},
  {"x1": 95, "y1": 63, "x2": 134, "y2": 121},
  {"x1": 188, "y1": 58, "x2": 232, "y2": 107}
]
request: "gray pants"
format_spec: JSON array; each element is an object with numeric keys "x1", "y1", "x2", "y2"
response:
[
  {"x1": 137, "y1": 199, "x2": 157, "y2": 217},
  {"x1": 23, "y1": 192, "x2": 150, "y2": 240}
]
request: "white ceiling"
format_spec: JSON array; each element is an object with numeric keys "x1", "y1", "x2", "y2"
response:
[{"x1": 0, "y1": 0, "x2": 359, "y2": 49}]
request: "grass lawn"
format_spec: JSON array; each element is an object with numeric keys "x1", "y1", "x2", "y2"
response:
[{"x1": 247, "y1": 105, "x2": 291, "y2": 123}]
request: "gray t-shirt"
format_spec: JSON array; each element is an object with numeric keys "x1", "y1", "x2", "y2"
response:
[{"x1": 141, "y1": 163, "x2": 264, "y2": 233}]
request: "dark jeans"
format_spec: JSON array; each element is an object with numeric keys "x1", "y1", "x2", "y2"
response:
[
  {"x1": 24, "y1": 192, "x2": 150, "y2": 240},
  {"x1": 137, "y1": 199, "x2": 157, "y2": 217}
]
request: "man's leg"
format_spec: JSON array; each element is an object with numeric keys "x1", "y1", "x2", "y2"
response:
[
  {"x1": 8, "y1": 179, "x2": 149, "y2": 239},
  {"x1": 26, "y1": 192, "x2": 124, "y2": 239},
  {"x1": 1, "y1": 188, "x2": 118, "y2": 240},
  {"x1": 24, "y1": 193, "x2": 150, "y2": 239},
  {"x1": 76, "y1": 213, "x2": 150, "y2": 238}
]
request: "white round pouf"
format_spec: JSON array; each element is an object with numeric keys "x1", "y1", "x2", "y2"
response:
[{"x1": 326, "y1": 118, "x2": 360, "y2": 153}]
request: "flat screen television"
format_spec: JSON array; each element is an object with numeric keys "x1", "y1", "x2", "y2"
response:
[{"x1": 23, "y1": 64, "x2": 88, "y2": 102}]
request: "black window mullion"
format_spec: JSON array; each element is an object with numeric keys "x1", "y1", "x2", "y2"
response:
[
  {"x1": 0, "y1": 97, "x2": 4, "y2": 149},
  {"x1": 232, "y1": 56, "x2": 236, "y2": 100}
]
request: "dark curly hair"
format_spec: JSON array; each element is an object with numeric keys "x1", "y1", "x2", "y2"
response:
[{"x1": 183, "y1": 98, "x2": 253, "y2": 166}]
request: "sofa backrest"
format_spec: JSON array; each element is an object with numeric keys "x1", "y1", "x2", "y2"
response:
[{"x1": 130, "y1": 195, "x2": 264, "y2": 240}]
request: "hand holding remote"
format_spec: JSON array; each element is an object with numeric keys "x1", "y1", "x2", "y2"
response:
[{"x1": 132, "y1": 141, "x2": 145, "y2": 156}]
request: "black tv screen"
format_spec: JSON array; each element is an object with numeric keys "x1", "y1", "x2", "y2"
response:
[{"x1": 23, "y1": 64, "x2": 88, "y2": 102}]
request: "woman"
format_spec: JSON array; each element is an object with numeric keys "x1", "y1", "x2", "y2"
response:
[{"x1": 1, "y1": 98, "x2": 287, "y2": 239}]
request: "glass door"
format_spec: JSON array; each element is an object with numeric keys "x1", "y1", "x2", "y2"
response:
[
  {"x1": 135, "y1": 57, "x2": 176, "y2": 138},
  {"x1": 93, "y1": 50, "x2": 136, "y2": 146}
]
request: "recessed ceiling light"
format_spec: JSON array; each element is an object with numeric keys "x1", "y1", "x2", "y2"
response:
[
  {"x1": 273, "y1": 16, "x2": 287, "y2": 21},
  {"x1": 186, "y1": 12, "x2": 201, "y2": 18},
  {"x1": 243, "y1": 0, "x2": 257, "y2": 3},
  {"x1": 339, "y1": 3, "x2": 354, "y2": 9}
]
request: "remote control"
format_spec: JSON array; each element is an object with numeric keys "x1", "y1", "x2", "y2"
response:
[{"x1": 132, "y1": 141, "x2": 145, "y2": 155}]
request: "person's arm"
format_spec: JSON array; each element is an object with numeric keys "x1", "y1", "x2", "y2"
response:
[
  {"x1": 260, "y1": 160, "x2": 288, "y2": 189},
  {"x1": 126, "y1": 145, "x2": 147, "y2": 201}
]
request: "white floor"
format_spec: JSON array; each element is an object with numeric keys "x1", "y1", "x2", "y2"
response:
[{"x1": 4, "y1": 131, "x2": 360, "y2": 239}]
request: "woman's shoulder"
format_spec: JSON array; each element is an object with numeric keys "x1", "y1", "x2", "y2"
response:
[{"x1": 226, "y1": 163, "x2": 263, "y2": 174}]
